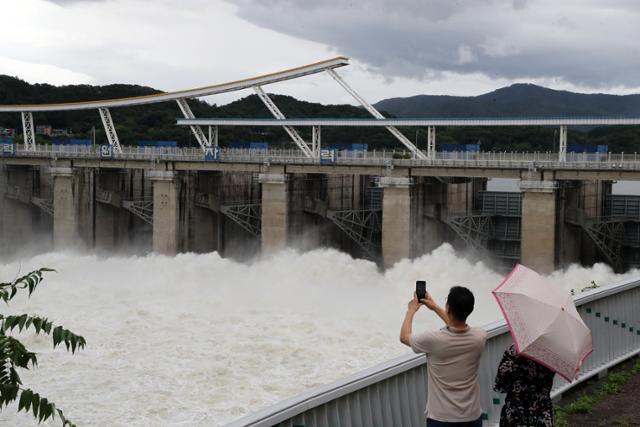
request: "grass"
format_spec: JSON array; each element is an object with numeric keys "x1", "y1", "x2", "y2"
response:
[
  {"x1": 601, "y1": 372, "x2": 631, "y2": 394},
  {"x1": 555, "y1": 358, "x2": 640, "y2": 427},
  {"x1": 599, "y1": 417, "x2": 640, "y2": 426}
]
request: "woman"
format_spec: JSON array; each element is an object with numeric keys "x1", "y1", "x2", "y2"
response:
[{"x1": 494, "y1": 345, "x2": 556, "y2": 426}]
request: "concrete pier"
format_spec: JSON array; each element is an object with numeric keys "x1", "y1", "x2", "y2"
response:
[
  {"x1": 150, "y1": 170, "x2": 179, "y2": 255},
  {"x1": 260, "y1": 173, "x2": 288, "y2": 253},
  {"x1": 51, "y1": 167, "x2": 78, "y2": 249},
  {"x1": 380, "y1": 176, "x2": 413, "y2": 268},
  {"x1": 520, "y1": 180, "x2": 557, "y2": 274}
]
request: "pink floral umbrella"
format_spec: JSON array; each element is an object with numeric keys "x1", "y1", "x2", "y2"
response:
[{"x1": 492, "y1": 264, "x2": 593, "y2": 381}]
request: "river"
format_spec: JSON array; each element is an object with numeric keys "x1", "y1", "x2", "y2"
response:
[{"x1": 0, "y1": 245, "x2": 635, "y2": 426}]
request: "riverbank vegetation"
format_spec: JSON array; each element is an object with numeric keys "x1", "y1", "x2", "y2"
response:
[{"x1": 555, "y1": 357, "x2": 640, "y2": 426}]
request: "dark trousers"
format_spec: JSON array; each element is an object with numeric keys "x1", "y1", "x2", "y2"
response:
[{"x1": 427, "y1": 416, "x2": 483, "y2": 427}]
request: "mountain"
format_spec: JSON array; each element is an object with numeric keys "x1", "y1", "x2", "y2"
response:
[
  {"x1": 372, "y1": 84, "x2": 640, "y2": 152},
  {"x1": 374, "y1": 84, "x2": 640, "y2": 118}
]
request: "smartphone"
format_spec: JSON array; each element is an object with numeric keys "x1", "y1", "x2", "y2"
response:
[{"x1": 416, "y1": 280, "x2": 426, "y2": 301}]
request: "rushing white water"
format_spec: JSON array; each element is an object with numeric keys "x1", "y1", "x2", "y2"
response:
[{"x1": 0, "y1": 244, "x2": 637, "y2": 426}]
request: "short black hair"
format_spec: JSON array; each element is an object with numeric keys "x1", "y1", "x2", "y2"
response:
[{"x1": 447, "y1": 286, "x2": 475, "y2": 322}]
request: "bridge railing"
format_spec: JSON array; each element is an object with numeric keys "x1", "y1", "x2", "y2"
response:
[
  {"x1": 13, "y1": 144, "x2": 208, "y2": 161},
  {"x1": 225, "y1": 277, "x2": 640, "y2": 427},
  {"x1": 10, "y1": 144, "x2": 640, "y2": 170}
]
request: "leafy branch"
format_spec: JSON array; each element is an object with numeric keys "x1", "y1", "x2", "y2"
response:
[
  {"x1": 1, "y1": 315, "x2": 86, "y2": 354},
  {"x1": 0, "y1": 268, "x2": 54, "y2": 302},
  {"x1": 0, "y1": 268, "x2": 84, "y2": 426}
]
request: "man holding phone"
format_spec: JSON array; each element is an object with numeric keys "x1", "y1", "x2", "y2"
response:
[{"x1": 400, "y1": 284, "x2": 487, "y2": 427}]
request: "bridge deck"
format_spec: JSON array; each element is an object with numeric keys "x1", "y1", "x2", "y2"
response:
[
  {"x1": 4, "y1": 145, "x2": 640, "y2": 181},
  {"x1": 179, "y1": 116, "x2": 640, "y2": 127}
]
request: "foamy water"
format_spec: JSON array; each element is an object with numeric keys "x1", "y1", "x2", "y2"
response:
[{"x1": 0, "y1": 244, "x2": 636, "y2": 426}]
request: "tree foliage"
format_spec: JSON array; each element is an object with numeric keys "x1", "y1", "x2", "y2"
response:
[{"x1": 0, "y1": 268, "x2": 85, "y2": 426}]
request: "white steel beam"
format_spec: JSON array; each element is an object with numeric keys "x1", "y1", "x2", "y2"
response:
[
  {"x1": 178, "y1": 117, "x2": 640, "y2": 127},
  {"x1": 253, "y1": 86, "x2": 314, "y2": 158},
  {"x1": 176, "y1": 98, "x2": 210, "y2": 151},
  {"x1": 208, "y1": 125, "x2": 218, "y2": 147},
  {"x1": 325, "y1": 69, "x2": 427, "y2": 160},
  {"x1": 0, "y1": 57, "x2": 349, "y2": 113},
  {"x1": 427, "y1": 126, "x2": 436, "y2": 160},
  {"x1": 98, "y1": 108, "x2": 122, "y2": 154},
  {"x1": 21, "y1": 112, "x2": 36, "y2": 151},
  {"x1": 559, "y1": 125, "x2": 567, "y2": 162},
  {"x1": 312, "y1": 125, "x2": 321, "y2": 157}
]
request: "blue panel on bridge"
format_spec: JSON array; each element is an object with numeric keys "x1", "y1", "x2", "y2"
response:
[
  {"x1": 99, "y1": 145, "x2": 113, "y2": 159},
  {"x1": 439, "y1": 143, "x2": 480, "y2": 152},
  {"x1": 204, "y1": 145, "x2": 220, "y2": 162},
  {"x1": 320, "y1": 148, "x2": 336, "y2": 165},
  {"x1": 228, "y1": 141, "x2": 268, "y2": 150},
  {"x1": 52, "y1": 138, "x2": 92, "y2": 145},
  {"x1": 137, "y1": 140, "x2": 178, "y2": 147},
  {"x1": 568, "y1": 144, "x2": 608, "y2": 153},
  {"x1": 329, "y1": 143, "x2": 368, "y2": 151},
  {"x1": 1, "y1": 138, "x2": 15, "y2": 157}
]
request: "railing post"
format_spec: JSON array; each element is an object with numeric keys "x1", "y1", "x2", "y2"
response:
[{"x1": 558, "y1": 125, "x2": 567, "y2": 162}]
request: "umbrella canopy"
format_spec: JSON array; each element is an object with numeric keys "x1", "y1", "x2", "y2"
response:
[{"x1": 492, "y1": 264, "x2": 593, "y2": 381}]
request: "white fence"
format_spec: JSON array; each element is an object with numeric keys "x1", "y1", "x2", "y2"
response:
[
  {"x1": 226, "y1": 277, "x2": 640, "y2": 427},
  {"x1": 9, "y1": 144, "x2": 640, "y2": 171}
]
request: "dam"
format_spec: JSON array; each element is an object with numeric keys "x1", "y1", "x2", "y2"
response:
[
  {"x1": 3, "y1": 57, "x2": 640, "y2": 426},
  {"x1": 1, "y1": 144, "x2": 638, "y2": 274}
]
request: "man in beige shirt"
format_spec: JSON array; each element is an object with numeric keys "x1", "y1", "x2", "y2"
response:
[{"x1": 400, "y1": 286, "x2": 487, "y2": 426}]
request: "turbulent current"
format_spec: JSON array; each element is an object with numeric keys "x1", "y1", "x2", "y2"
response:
[{"x1": 0, "y1": 244, "x2": 637, "y2": 426}]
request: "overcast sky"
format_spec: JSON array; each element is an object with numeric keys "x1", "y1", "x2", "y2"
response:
[{"x1": 2, "y1": 0, "x2": 640, "y2": 106}]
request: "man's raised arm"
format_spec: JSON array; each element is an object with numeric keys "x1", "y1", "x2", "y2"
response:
[
  {"x1": 400, "y1": 293, "x2": 421, "y2": 346},
  {"x1": 400, "y1": 291, "x2": 451, "y2": 348},
  {"x1": 423, "y1": 292, "x2": 450, "y2": 327}
]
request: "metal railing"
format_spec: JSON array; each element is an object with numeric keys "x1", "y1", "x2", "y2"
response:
[
  {"x1": 9, "y1": 144, "x2": 640, "y2": 171},
  {"x1": 226, "y1": 276, "x2": 640, "y2": 427}
]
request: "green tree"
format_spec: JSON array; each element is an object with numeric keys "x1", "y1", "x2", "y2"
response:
[{"x1": 0, "y1": 268, "x2": 85, "y2": 426}]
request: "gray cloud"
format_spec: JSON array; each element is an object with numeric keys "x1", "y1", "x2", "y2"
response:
[{"x1": 230, "y1": 0, "x2": 640, "y2": 89}]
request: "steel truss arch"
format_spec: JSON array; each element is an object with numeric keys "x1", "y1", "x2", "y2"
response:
[
  {"x1": 98, "y1": 108, "x2": 123, "y2": 154},
  {"x1": 176, "y1": 98, "x2": 210, "y2": 151},
  {"x1": 219, "y1": 203, "x2": 261, "y2": 237},
  {"x1": 21, "y1": 112, "x2": 36, "y2": 151},
  {"x1": 326, "y1": 209, "x2": 381, "y2": 260},
  {"x1": 444, "y1": 211, "x2": 493, "y2": 255},
  {"x1": 565, "y1": 208, "x2": 625, "y2": 271},
  {"x1": 325, "y1": 68, "x2": 426, "y2": 160},
  {"x1": 122, "y1": 198, "x2": 153, "y2": 225},
  {"x1": 0, "y1": 57, "x2": 349, "y2": 112},
  {"x1": 303, "y1": 197, "x2": 381, "y2": 259},
  {"x1": 253, "y1": 86, "x2": 313, "y2": 158},
  {"x1": 31, "y1": 197, "x2": 53, "y2": 216},
  {"x1": 583, "y1": 219, "x2": 625, "y2": 272},
  {"x1": 195, "y1": 192, "x2": 261, "y2": 237}
]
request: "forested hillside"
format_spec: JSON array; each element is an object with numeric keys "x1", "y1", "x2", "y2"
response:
[
  {"x1": 0, "y1": 75, "x2": 399, "y2": 148},
  {"x1": 2, "y1": 76, "x2": 640, "y2": 152}
]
